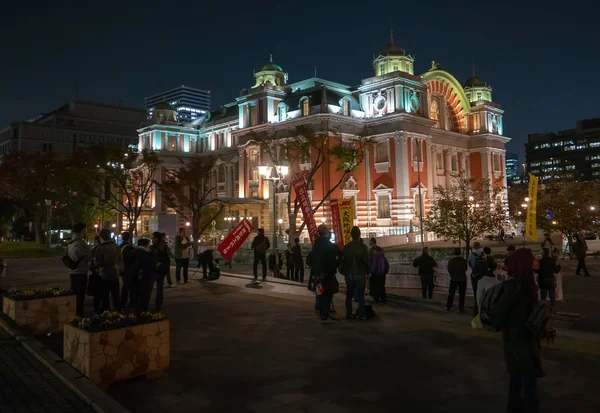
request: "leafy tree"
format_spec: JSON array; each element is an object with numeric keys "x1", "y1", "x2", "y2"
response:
[
  {"x1": 0, "y1": 152, "x2": 57, "y2": 243},
  {"x1": 87, "y1": 144, "x2": 161, "y2": 234},
  {"x1": 424, "y1": 177, "x2": 506, "y2": 257},
  {"x1": 507, "y1": 185, "x2": 529, "y2": 227},
  {"x1": 536, "y1": 175, "x2": 600, "y2": 252},
  {"x1": 154, "y1": 156, "x2": 225, "y2": 252},
  {"x1": 250, "y1": 125, "x2": 372, "y2": 242}
]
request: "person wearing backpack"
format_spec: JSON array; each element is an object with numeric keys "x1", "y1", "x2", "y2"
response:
[
  {"x1": 251, "y1": 228, "x2": 270, "y2": 282},
  {"x1": 412, "y1": 247, "x2": 437, "y2": 299},
  {"x1": 93, "y1": 229, "x2": 123, "y2": 313},
  {"x1": 476, "y1": 247, "x2": 500, "y2": 312},
  {"x1": 66, "y1": 222, "x2": 91, "y2": 317},
  {"x1": 468, "y1": 241, "x2": 487, "y2": 316},
  {"x1": 503, "y1": 248, "x2": 544, "y2": 413},
  {"x1": 369, "y1": 238, "x2": 389, "y2": 304},
  {"x1": 119, "y1": 231, "x2": 136, "y2": 309},
  {"x1": 341, "y1": 226, "x2": 370, "y2": 320},
  {"x1": 446, "y1": 247, "x2": 468, "y2": 312},
  {"x1": 537, "y1": 247, "x2": 560, "y2": 309}
]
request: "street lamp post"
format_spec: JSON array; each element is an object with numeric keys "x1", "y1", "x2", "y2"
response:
[
  {"x1": 258, "y1": 164, "x2": 289, "y2": 253},
  {"x1": 45, "y1": 199, "x2": 52, "y2": 249}
]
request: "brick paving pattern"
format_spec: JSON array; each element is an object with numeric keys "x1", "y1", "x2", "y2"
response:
[{"x1": 0, "y1": 330, "x2": 93, "y2": 413}]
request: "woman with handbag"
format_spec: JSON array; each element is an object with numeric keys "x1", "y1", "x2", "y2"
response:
[{"x1": 536, "y1": 248, "x2": 560, "y2": 309}]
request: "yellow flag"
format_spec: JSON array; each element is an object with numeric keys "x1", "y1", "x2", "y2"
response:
[
  {"x1": 525, "y1": 174, "x2": 539, "y2": 241},
  {"x1": 339, "y1": 198, "x2": 355, "y2": 247}
]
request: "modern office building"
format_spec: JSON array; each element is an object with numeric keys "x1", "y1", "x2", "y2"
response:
[
  {"x1": 505, "y1": 153, "x2": 520, "y2": 187},
  {"x1": 0, "y1": 100, "x2": 146, "y2": 158},
  {"x1": 135, "y1": 37, "x2": 510, "y2": 239},
  {"x1": 526, "y1": 118, "x2": 600, "y2": 181},
  {"x1": 145, "y1": 85, "x2": 211, "y2": 124}
]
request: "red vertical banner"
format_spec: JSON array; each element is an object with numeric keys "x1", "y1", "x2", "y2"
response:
[
  {"x1": 330, "y1": 199, "x2": 344, "y2": 250},
  {"x1": 218, "y1": 219, "x2": 254, "y2": 260},
  {"x1": 292, "y1": 176, "x2": 318, "y2": 244}
]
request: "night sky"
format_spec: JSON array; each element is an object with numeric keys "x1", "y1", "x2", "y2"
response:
[{"x1": 2, "y1": 1, "x2": 599, "y2": 159}]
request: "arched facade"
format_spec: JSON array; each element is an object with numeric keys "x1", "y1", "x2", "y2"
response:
[{"x1": 422, "y1": 70, "x2": 471, "y2": 134}]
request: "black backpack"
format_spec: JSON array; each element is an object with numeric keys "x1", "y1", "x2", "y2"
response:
[
  {"x1": 472, "y1": 252, "x2": 488, "y2": 280},
  {"x1": 479, "y1": 278, "x2": 521, "y2": 332}
]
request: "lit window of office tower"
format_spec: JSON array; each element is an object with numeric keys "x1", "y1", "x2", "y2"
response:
[{"x1": 146, "y1": 85, "x2": 211, "y2": 123}]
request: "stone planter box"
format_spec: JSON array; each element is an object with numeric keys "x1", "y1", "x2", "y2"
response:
[
  {"x1": 63, "y1": 321, "x2": 170, "y2": 387},
  {"x1": 2, "y1": 295, "x2": 76, "y2": 334}
]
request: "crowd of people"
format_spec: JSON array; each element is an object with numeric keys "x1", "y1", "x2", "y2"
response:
[{"x1": 65, "y1": 223, "x2": 212, "y2": 318}]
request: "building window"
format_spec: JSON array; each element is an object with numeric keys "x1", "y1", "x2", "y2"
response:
[
  {"x1": 376, "y1": 141, "x2": 389, "y2": 163},
  {"x1": 411, "y1": 139, "x2": 423, "y2": 161},
  {"x1": 302, "y1": 99, "x2": 309, "y2": 116},
  {"x1": 393, "y1": 65, "x2": 399, "y2": 72},
  {"x1": 168, "y1": 135, "x2": 177, "y2": 151},
  {"x1": 379, "y1": 64, "x2": 385, "y2": 76},
  {"x1": 493, "y1": 153, "x2": 501, "y2": 171},
  {"x1": 218, "y1": 165, "x2": 226, "y2": 183},
  {"x1": 342, "y1": 100, "x2": 350, "y2": 116},
  {"x1": 249, "y1": 106, "x2": 258, "y2": 126},
  {"x1": 377, "y1": 194, "x2": 391, "y2": 218},
  {"x1": 414, "y1": 193, "x2": 423, "y2": 219},
  {"x1": 476, "y1": 92, "x2": 482, "y2": 100},
  {"x1": 435, "y1": 153, "x2": 443, "y2": 170},
  {"x1": 278, "y1": 104, "x2": 286, "y2": 122},
  {"x1": 429, "y1": 98, "x2": 440, "y2": 128},
  {"x1": 451, "y1": 155, "x2": 458, "y2": 172}
]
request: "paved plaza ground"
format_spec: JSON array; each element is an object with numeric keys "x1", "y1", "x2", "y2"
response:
[{"x1": 2, "y1": 257, "x2": 600, "y2": 412}]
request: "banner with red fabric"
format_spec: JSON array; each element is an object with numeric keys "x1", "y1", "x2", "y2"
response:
[
  {"x1": 217, "y1": 218, "x2": 254, "y2": 261},
  {"x1": 330, "y1": 198, "x2": 344, "y2": 249},
  {"x1": 292, "y1": 176, "x2": 318, "y2": 244}
]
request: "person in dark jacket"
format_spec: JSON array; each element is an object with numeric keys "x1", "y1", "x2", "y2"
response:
[
  {"x1": 67, "y1": 222, "x2": 91, "y2": 317},
  {"x1": 342, "y1": 226, "x2": 370, "y2": 320},
  {"x1": 536, "y1": 247, "x2": 560, "y2": 309},
  {"x1": 369, "y1": 238, "x2": 389, "y2": 304},
  {"x1": 445, "y1": 248, "x2": 467, "y2": 311},
  {"x1": 312, "y1": 224, "x2": 340, "y2": 322},
  {"x1": 573, "y1": 234, "x2": 591, "y2": 277},
  {"x1": 93, "y1": 229, "x2": 122, "y2": 313},
  {"x1": 119, "y1": 231, "x2": 136, "y2": 308},
  {"x1": 268, "y1": 249, "x2": 283, "y2": 278},
  {"x1": 285, "y1": 246, "x2": 294, "y2": 280},
  {"x1": 413, "y1": 247, "x2": 437, "y2": 299},
  {"x1": 504, "y1": 248, "x2": 544, "y2": 413},
  {"x1": 197, "y1": 245, "x2": 214, "y2": 280},
  {"x1": 151, "y1": 232, "x2": 170, "y2": 311},
  {"x1": 133, "y1": 238, "x2": 156, "y2": 312},
  {"x1": 291, "y1": 238, "x2": 304, "y2": 282},
  {"x1": 251, "y1": 228, "x2": 270, "y2": 282}
]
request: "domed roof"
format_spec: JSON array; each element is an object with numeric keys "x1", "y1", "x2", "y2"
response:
[
  {"x1": 381, "y1": 40, "x2": 405, "y2": 57},
  {"x1": 464, "y1": 76, "x2": 488, "y2": 88},
  {"x1": 260, "y1": 55, "x2": 283, "y2": 72}
]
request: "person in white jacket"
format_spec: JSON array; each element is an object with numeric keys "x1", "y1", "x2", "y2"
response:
[{"x1": 476, "y1": 246, "x2": 500, "y2": 311}]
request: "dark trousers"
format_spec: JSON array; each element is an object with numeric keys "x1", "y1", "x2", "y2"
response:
[
  {"x1": 508, "y1": 375, "x2": 539, "y2": 413},
  {"x1": 253, "y1": 254, "x2": 267, "y2": 280},
  {"x1": 317, "y1": 293, "x2": 332, "y2": 321},
  {"x1": 370, "y1": 274, "x2": 387, "y2": 302},
  {"x1": 446, "y1": 281, "x2": 467, "y2": 310},
  {"x1": 576, "y1": 257, "x2": 591, "y2": 276},
  {"x1": 345, "y1": 274, "x2": 366, "y2": 317},
  {"x1": 137, "y1": 277, "x2": 153, "y2": 312},
  {"x1": 540, "y1": 288, "x2": 556, "y2": 308},
  {"x1": 287, "y1": 264, "x2": 294, "y2": 280},
  {"x1": 420, "y1": 274, "x2": 434, "y2": 299},
  {"x1": 176, "y1": 258, "x2": 189, "y2": 283},
  {"x1": 93, "y1": 278, "x2": 120, "y2": 314},
  {"x1": 165, "y1": 269, "x2": 173, "y2": 286},
  {"x1": 154, "y1": 275, "x2": 165, "y2": 310},
  {"x1": 128, "y1": 277, "x2": 140, "y2": 310},
  {"x1": 295, "y1": 263, "x2": 305, "y2": 283},
  {"x1": 200, "y1": 260, "x2": 214, "y2": 279},
  {"x1": 70, "y1": 273, "x2": 88, "y2": 317},
  {"x1": 472, "y1": 277, "x2": 480, "y2": 316}
]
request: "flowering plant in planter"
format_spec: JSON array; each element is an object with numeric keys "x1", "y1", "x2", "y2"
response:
[
  {"x1": 70, "y1": 310, "x2": 166, "y2": 332},
  {"x1": 4, "y1": 287, "x2": 72, "y2": 301}
]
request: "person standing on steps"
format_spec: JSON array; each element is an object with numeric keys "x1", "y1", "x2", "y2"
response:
[
  {"x1": 251, "y1": 228, "x2": 270, "y2": 282},
  {"x1": 174, "y1": 228, "x2": 190, "y2": 284},
  {"x1": 446, "y1": 247, "x2": 468, "y2": 312},
  {"x1": 67, "y1": 222, "x2": 91, "y2": 317},
  {"x1": 573, "y1": 234, "x2": 591, "y2": 277},
  {"x1": 413, "y1": 247, "x2": 437, "y2": 299}
]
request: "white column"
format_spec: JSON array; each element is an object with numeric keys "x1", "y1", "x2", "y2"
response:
[{"x1": 445, "y1": 150, "x2": 452, "y2": 186}]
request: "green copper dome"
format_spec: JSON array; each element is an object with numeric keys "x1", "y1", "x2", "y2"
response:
[{"x1": 260, "y1": 54, "x2": 283, "y2": 72}]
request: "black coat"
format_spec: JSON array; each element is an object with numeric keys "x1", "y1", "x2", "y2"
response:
[
  {"x1": 413, "y1": 254, "x2": 437, "y2": 275},
  {"x1": 134, "y1": 247, "x2": 156, "y2": 280},
  {"x1": 152, "y1": 244, "x2": 170, "y2": 277},
  {"x1": 447, "y1": 256, "x2": 468, "y2": 282},
  {"x1": 502, "y1": 280, "x2": 545, "y2": 378}
]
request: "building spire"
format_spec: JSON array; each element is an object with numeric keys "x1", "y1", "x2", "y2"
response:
[
  {"x1": 269, "y1": 54, "x2": 273, "y2": 63},
  {"x1": 390, "y1": 28, "x2": 394, "y2": 43},
  {"x1": 314, "y1": 66, "x2": 317, "y2": 77}
]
